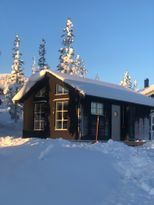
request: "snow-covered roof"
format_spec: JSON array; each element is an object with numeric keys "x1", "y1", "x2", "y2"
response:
[
  {"x1": 13, "y1": 69, "x2": 154, "y2": 107},
  {"x1": 140, "y1": 85, "x2": 154, "y2": 96}
]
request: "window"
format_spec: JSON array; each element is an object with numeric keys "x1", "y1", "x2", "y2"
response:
[
  {"x1": 55, "y1": 101, "x2": 68, "y2": 130},
  {"x1": 35, "y1": 87, "x2": 46, "y2": 97},
  {"x1": 56, "y1": 84, "x2": 68, "y2": 95},
  {"x1": 91, "y1": 102, "x2": 103, "y2": 116},
  {"x1": 34, "y1": 103, "x2": 45, "y2": 130}
]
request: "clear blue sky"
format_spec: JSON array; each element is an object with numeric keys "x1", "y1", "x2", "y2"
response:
[{"x1": 0, "y1": 0, "x2": 154, "y2": 88}]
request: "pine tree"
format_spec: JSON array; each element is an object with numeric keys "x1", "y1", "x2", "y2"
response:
[
  {"x1": 32, "y1": 57, "x2": 38, "y2": 74},
  {"x1": 57, "y1": 18, "x2": 75, "y2": 74},
  {"x1": 11, "y1": 34, "x2": 24, "y2": 85},
  {"x1": 38, "y1": 39, "x2": 48, "y2": 70},
  {"x1": 6, "y1": 34, "x2": 25, "y2": 122},
  {"x1": 120, "y1": 71, "x2": 132, "y2": 89}
]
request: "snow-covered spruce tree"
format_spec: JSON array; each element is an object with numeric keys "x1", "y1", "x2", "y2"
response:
[
  {"x1": 73, "y1": 55, "x2": 87, "y2": 77},
  {"x1": 6, "y1": 34, "x2": 24, "y2": 122},
  {"x1": 38, "y1": 39, "x2": 48, "y2": 71},
  {"x1": 57, "y1": 18, "x2": 87, "y2": 77},
  {"x1": 120, "y1": 71, "x2": 132, "y2": 89},
  {"x1": 57, "y1": 18, "x2": 75, "y2": 74}
]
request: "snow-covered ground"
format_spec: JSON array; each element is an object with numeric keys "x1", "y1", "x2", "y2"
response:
[
  {"x1": 0, "y1": 109, "x2": 154, "y2": 205},
  {"x1": 0, "y1": 138, "x2": 154, "y2": 205}
]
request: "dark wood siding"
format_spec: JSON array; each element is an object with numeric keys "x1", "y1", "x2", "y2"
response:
[
  {"x1": 48, "y1": 74, "x2": 79, "y2": 140},
  {"x1": 22, "y1": 72, "x2": 152, "y2": 141}
]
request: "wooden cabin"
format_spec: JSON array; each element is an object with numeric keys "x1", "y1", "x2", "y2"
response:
[{"x1": 13, "y1": 69, "x2": 154, "y2": 141}]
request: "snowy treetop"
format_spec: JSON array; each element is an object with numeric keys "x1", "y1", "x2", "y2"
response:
[{"x1": 13, "y1": 69, "x2": 154, "y2": 107}]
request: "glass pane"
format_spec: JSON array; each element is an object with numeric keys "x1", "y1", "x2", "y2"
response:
[
  {"x1": 63, "y1": 112, "x2": 68, "y2": 120},
  {"x1": 63, "y1": 121, "x2": 68, "y2": 129},
  {"x1": 57, "y1": 102, "x2": 62, "y2": 111},
  {"x1": 63, "y1": 101, "x2": 68, "y2": 110},
  {"x1": 91, "y1": 102, "x2": 96, "y2": 114},
  {"x1": 91, "y1": 102, "x2": 103, "y2": 115},
  {"x1": 64, "y1": 87, "x2": 68, "y2": 94},
  {"x1": 56, "y1": 121, "x2": 62, "y2": 129},
  {"x1": 97, "y1": 103, "x2": 103, "y2": 109},
  {"x1": 34, "y1": 113, "x2": 40, "y2": 120},
  {"x1": 56, "y1": 84, "x2": 68, "y2": 94},
  {"x1": 34, "y1": 121, "x2": 39, "y2": 130},
  {"x1": 40, "y1": 120, "x2": 45, "y2": 130},
  {"x1": 57, "y1": 112, "x2": 62, "y2": 120},
  {"x1": 35, "y1": 87, "x2": 46, "y2": 97},
  {"x1": 56, "y1": 85, "x2": 63, "y2": 94}
]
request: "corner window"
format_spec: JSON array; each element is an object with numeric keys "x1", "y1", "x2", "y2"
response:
[
  {"x1": 55, "y1": 101, "x2": 68, "y2": 130},
  {"x1": 34, "y1": 103, "x2": 45, "y2": 130},
  {"x1": 35, "y1": 87, "x2": 46, "y2": 97},
  {"x1": 91, "y1": 102, "x2": 103, "y2": 116},
  {"x1": 56, "y1": 84, "x2": 68, "y2": 95}
]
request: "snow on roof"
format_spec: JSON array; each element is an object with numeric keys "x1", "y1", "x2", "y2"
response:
[
  {"x1": 140, "y1": 85, "x2": 154, "y2": 96},
  {"x1": 13, "y1": 69, "x2": 154, "y2": 107}
]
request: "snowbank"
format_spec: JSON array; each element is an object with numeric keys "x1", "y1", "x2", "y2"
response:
[
  {"x1": 0, "y1": 138, "x2": 154, "y2": 205},
  {"x1": 0, "y1": 136, "x2": 30, "y2": 147}
]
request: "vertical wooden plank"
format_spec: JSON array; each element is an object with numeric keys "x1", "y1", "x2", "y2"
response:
[{"x1": 95, "y1": 115, "x2": 99, "y2": 142}]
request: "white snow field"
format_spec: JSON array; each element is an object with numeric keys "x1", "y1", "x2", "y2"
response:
[
  {"x1": 0, "y1": 137, "x2": 154, "y2": 205},
  {"x1": 0, "y1": 109, "x2": 154, "y2": 205}
]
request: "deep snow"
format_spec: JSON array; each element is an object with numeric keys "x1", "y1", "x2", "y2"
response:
[
  {"x1": 0, "y1": 108, "x2": 154, "y2": 205},
  {"x1": 0, "y1": 137, "x2": 154, "y2": 205}
]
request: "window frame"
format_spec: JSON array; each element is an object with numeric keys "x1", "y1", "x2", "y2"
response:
[
  {"x1": 91, "y1": 102, "x2": 104, "y2": 116},
  {"x1": 55, "y1": 101, "x2": 68, "y2": 131},
  {"x1": 33, "y1": 103, "x2": 46, "y2": 131},
  {"x1": 55, "y1": 84, "x2": 68, "y2": 95},
  {"x1": 35, "y1": 87, "x2": 46, "y2": 98}
]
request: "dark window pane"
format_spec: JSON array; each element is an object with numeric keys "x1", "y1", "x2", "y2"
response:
[
  {"x1": 63, "y1": 121, "x2": 68, "y2": 129},
  {"x1": 56, "y1": 121, "x2": 62, "y2": 129},
  {"x1": 35, "y1": 87, "x2": 46, "y2": 97},
  {"x1": 57, "y1": 112, "x2": 62, "y2": 120},
  {"x1": 63, "y1": 102, "x2": 68, "y2": 110},
  {"x1": 64, "y1": 88, "x2": 68, "y2": 94},
  {"x1": 56, "y1": 84, "x2": 68, "y2": 94},
  {"x1": 34, "y1": 103, "x2": 46, "y2": 130},
  {"x1": 57, "y1": 102, "x2": 62, "y2": 111},
  {"x1": 63, "y1": 112, "x2": 68, "y2": 120}
]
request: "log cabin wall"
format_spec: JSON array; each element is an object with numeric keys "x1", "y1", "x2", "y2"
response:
[
  {"x1": 22, "y1": 73, "x2": 152, "y2": 141},
  {"x1": 23, "y1": 95, "x2": 34, "y2": 131},
  {"x1": 23, "y1": 77, "x2": 50, "y2": 138},
  {"x1": 81, "y1": 96, "x2": 111, "y2": 141},
  {"x1": 81, "y1": 96, "x2": 151, "y2": 141},
  {"x1": 48, "y1": 74, "x2": 79, "y2": 140}
]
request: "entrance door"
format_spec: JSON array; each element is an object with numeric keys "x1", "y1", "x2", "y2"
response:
[
  {"x1": 111, "y1": 105, "x2": 121, "y2": 140},
  {"x1": 151, "y1": 113, "x2": 154, "y2": 140}
]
